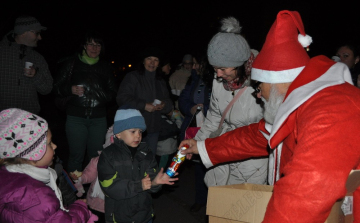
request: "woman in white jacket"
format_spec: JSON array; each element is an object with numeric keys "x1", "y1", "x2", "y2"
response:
[{"x1": 194, "y1": 17, "x2": 268, "y2": 186}]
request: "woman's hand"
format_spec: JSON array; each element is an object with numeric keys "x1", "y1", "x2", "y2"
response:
[
  {"x1": 71, "y1": 85, "x2": 84, "y2": 96},
  {"x1": 145, "y1": 103, "x2": 156, "y2": 112},
  {"x1": 155, "y1": 102, "x2": 165, "y2": 111}
]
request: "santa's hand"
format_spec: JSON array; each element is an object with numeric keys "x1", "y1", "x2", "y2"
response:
[{"x1": 179, "y1": 139, "x2": 198, "y2": 160}]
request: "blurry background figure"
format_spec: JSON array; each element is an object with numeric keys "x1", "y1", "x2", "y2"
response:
[
  {"x1": 334, "y1": 42, "x2": 360, "y2": 87},
  {"x1": 160, "y1": 53, "x2": 177, "y2": 108},
  {"x1": 53, "y1": 30, "x2": 117, "y2": 173},
  {"x1": 116, "y1": 46, "x2": 173, "y2": 157},
  {"x1": 169, "y1": 54, "x2": 194, "y2": 110},
  {"x1": 0, "y1": 15, "x2": 52, "y2": 115},
  {"x1": 178, "y1": 53, "x2": 213, "y2": 212},
  {"x1": 178, "y1": 54, "x2": 212, "y2": 143}
]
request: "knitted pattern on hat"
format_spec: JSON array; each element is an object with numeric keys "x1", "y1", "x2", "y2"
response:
[
  {"x1": 113, "y1": 109, "x2": 146, "y2": 134},
  {"x1": 207, "y1": 17, "x2": 251, "y2": 68},
  {"x1": 14, "y1": 15, "x2": 47, "y2": 35},
  {"x1": 0, "y1": 108, "x2": 48, "y2": 161}
]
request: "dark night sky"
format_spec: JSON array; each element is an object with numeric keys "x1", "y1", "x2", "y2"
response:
[{"x1": 1, "y1": 1, "x2": 360, "y2": 75}]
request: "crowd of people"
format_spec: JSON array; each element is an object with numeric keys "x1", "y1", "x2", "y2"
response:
[{"x1": 0, "y1": 9, "x2": 359, "y2": 223}]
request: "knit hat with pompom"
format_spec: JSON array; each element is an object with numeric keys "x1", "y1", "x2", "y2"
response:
[{"x1": 207, "y1": 17, "x2": 251, "y2": 68}]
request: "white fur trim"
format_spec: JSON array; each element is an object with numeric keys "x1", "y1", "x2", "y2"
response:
[
  {"x1": 252, "y1": 66, "x2": 305, "y2": 83},
  {"x1": 197, "y1": 140, "x2": 213, "y2": 168},
  {"x1": 269, "y1": 62, "x2": 352, "y2": 144}
]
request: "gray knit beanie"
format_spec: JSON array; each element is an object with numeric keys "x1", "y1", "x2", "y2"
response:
[
  {"x1": 207, "y1": 17, "x2": 251, "y2": 68},
  {"x1": 14, "y1": 16, "x2": 47, "y2": 35}
]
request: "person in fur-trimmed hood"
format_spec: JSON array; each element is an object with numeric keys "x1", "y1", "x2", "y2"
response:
[{"x1": 180, "y1": 10, "x2": 360, "y2": 222}]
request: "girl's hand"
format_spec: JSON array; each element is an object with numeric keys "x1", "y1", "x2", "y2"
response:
[{"x1": 69, "y1": 172, "x2": 79, "y2": 181}]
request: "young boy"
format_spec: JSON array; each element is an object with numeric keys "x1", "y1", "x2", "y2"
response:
[{"x1": 97, "y1": 108, "x2": 178, "y2": 223}]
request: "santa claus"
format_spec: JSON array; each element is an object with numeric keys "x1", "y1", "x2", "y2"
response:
[{"x1": 180, "y1": 10, "x2": 360, "y2": 223}]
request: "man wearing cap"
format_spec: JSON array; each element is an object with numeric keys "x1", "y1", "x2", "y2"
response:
[
  {"x1": 0, "y1": 15, "x2": 53, "y2": 114},
  {"x1": 180, "y1": 10, "x2": 360, "y2": 222}
]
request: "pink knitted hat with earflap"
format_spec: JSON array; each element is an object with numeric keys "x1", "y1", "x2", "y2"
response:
[{"x1": 0, "y1": 108, "x2": 48, "y2": 161}]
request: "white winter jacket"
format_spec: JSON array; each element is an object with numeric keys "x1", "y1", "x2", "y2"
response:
[{"x1": 195, "y1": 79, "x2": 268, "y2": 186}]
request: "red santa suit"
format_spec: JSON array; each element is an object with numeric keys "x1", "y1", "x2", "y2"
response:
[{"x1": 197, "y1": 56, "x2": 360, "y2": 222}]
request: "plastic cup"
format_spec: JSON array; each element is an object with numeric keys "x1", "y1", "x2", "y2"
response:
[
  {"x1": 25, "y1": 62, "x2": 33, "y2": 69},
  {"x1": 153, "y1": 99, "x2": 161, "y2": 106}
]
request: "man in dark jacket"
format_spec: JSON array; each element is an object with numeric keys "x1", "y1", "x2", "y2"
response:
[{"x1": 0, "y1": 15, "x2": 52, "y2": 114}]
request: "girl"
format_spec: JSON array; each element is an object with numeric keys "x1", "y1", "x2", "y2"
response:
[{"x1": 0, "y1": 108, "x2": 97, "y2": 223}]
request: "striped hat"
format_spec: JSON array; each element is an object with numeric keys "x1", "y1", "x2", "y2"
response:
[
  {"x1": 0, "y1": 108, "x2": 48, "y2": 161},
  {"x1": 113, "y1": 109, "x2": 146, "y2": 134}
]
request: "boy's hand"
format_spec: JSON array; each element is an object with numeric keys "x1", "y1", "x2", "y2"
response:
[
  {"x1": 142, "y1": 174, "x2": 152, "y2": 190},
  {"x1": 152, "y1": 168, "x2": 179, "y2": 186}
]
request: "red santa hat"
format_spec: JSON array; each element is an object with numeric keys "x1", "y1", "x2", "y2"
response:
[{"x1": 251, "y1": 10, "x2": 312, "y2": 83}]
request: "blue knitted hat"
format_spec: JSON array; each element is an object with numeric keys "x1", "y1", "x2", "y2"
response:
[{"x1": 113, "y1": 109, "x2": 146, "y2": 134}]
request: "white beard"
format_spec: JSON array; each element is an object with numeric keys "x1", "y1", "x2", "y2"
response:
[{"x1": 262, "y1": 85, "x2": 285, "y2": 125}]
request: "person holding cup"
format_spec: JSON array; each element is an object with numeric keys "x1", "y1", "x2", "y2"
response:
[
  {"x1": 53, "y1": 30, "x2": 117, "y2": 173},
  {"x1": 116, "y1": 46, "x2": 173, "y2": 156},
  {"x1": 0, "y1": 15, "x2": 53, "y2": 114}
]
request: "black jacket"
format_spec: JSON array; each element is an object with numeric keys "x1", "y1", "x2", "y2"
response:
[
  {"x1": 116, "y1": 70, "x2": 173, "y2": 133},
  {"x1": 98, "y1": 138, "x2": 161, "y2": 223},
  {"x1": 53, "y1": 55, "x2": 117, "y2": 118}
]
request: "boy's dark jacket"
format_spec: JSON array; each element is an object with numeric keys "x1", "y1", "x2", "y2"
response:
[{"x1": 98, "y1": 138, "x2": 161, "y2": 223}]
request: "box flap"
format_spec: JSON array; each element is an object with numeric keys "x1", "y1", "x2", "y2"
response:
[{"x1": 346, "y1": 170, "x2": 360, "y2": 193}]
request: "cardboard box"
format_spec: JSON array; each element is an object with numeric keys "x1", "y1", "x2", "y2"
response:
[{"x1": 207, "y1": 170, "x2": 360, "y2": 223}]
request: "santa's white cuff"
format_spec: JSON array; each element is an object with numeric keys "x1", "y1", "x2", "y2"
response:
[{"x1": 198, "y1": 140, "x2": 213, "y2": 168}]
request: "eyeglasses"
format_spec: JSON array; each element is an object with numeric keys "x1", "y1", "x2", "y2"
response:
[
  {"x1": 29, "y1": 30, "x2": 41, "y2": 36},
  {"x1": 253, "y1": 81, "x2": 262, "y2": 94},
  {"x1": 86, "y1": 43, "x2": 102, "y2": 48}
]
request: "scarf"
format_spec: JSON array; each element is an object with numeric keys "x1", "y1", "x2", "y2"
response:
[
  {"x1": 222, "y1": 51, "x2": 256, "y2": 91},
  {"x1": 6, "y1": 164, "x2": 68, "y2": 211},
  {"x1": 79, "y1": 50, "x2": 99, "y2": 65}
]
